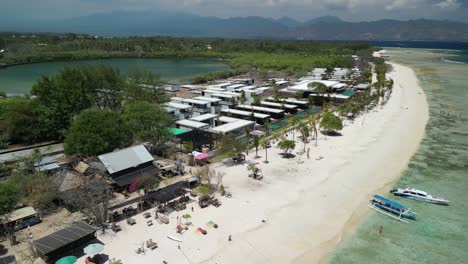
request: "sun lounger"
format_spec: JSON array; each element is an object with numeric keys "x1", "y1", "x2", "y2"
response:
[{"x1": 146, "y1": 239, "x2": 158, "y2": 250}]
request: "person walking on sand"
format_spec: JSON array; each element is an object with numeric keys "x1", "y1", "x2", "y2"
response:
[{"x1": 379, "y1": 226, "x2": 384, "y2": 234}]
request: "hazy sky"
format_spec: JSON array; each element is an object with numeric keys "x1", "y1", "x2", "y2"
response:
[{"x1": 2, "y1": 0, "x2": 468, "y2": 22}]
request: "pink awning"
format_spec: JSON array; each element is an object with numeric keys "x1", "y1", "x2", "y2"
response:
[{"x1": 194, "y1": 153, "x2": 209, "y2": 160}]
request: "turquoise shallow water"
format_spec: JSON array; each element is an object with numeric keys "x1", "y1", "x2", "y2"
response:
[
  {"x1": 0, "y1": 58, "x2": 228, "y2": 94},
  {"x1": 330, "y1": 48, "x2": 468, "y2": 263}
]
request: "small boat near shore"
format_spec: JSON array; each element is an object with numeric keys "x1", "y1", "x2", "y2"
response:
[
  {"x1": 369, "y1": 195, "x2": 416, "y2": 223},
  {"x1": 390, "y1": 187, "x2": 449, "y2": 205}
]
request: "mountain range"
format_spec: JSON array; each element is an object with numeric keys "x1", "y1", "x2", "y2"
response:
[{"x1": 2, "y1": 11, "x2": 468, "y2": 41}]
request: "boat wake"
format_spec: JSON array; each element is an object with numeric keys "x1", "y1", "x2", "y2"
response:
[{"x1": 441, "y1": 58, "x2": 464, "y2": 64}]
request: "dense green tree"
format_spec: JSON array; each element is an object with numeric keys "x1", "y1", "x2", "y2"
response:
[
  {"x1": 10, "y1": 171, "x2": 58, "y2": 209},
  {"x1": 0, "y1": 97, "x2": 41, "y2": 144},
  {"x1": 122, "y1": 101, "x2": 172, "y2": 148},
  {"x1": 0, "y1": 182, "x2": 20, "y2": 215},
  {"x1": 320, "y1": 111, "x2": 343, "y2": 134},
  {"x1": 308, "y1": 82, "x2": 330, "y2": 96},
  {"x1": 64, "y1": 109, "x2": 132, "y2": 156},
  {"x1": 126, "y1": 68, "x2": 168, "y2": 104},
  {"x1": 277, "y1": 139, "x2": 296, "y2": 157},
  {"x1": 32, "y1": 65, "x2": 127, "y2": 139}
]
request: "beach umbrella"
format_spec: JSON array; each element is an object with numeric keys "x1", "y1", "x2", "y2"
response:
[
  {"x1": 55, "y1": 256, "x2": 77, "y2": 264},
  {"x1": 83, "y1": 243, "x2": 104, "y2": 255}
]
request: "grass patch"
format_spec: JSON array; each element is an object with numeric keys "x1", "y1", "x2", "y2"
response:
[{"x1": 194, "y1": 184, "x2": 211, "y2": 196}]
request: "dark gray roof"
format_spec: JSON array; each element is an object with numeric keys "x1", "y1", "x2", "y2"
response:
[
  {"x1": 33, "y1": 222, "x2": 96, "y2": 256},
  {"x1": 0, "y1": 255, "x2": 16, "y2": 264},
  {"x1": 111, "y1": 165, "x2": 160, "y2": 187}
]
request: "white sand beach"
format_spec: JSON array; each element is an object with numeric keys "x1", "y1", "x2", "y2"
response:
[{"x1": 86, "y1": 57, "x2": 429, "y2": 264}]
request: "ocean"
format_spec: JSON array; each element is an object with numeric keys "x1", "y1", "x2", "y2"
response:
[{"x1": 329, "y1": 47, "x2": 468, "y2": 263}]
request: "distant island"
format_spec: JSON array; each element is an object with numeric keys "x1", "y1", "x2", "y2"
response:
[{"x1": 1, "y1": 12, "x2": 468, "y2": 41}]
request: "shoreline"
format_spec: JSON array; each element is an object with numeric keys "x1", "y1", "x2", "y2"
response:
[
  {"x1": 75, "y1": 53, "x2": 429, "y2": 264},
  {"x1": 0, "y1": 54, "x2": 230, "y2": 69},
  {"x1": 199, "y1": 60, "x2": 429, "y2": 263}
]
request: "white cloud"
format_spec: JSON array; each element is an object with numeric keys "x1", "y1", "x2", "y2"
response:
[{"x1": 435, "y1": 0, "x2": 461, "y2": 8}]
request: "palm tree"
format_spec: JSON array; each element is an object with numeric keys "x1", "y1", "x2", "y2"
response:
[
  {"x1": 253, "y1": 136, "x2": 260, "y2": 158},
  {"x1": 298, "y1": 123, "x2": 310, "y2": 151},
  {"x1": 308, "y1": 81, "x2": 332, "y2": 108},
  {"x1": 260, "y1": 138, "x2": 269, "y2": 163},
  {"x1": 264, "y1": 119, "x2": 270, "y2": 136},
  {"x1": 308, "y1": 114, "x2": 320, "y2": 147},
  {"x1": 288, "y1": 116, "x2": 298, "y2": 140},
  {"x1": 244, "y1": 127, "x2": 251, "y2": 155},
  {"x1": 239, "y1": 90, "x2": 247, "y2": 105}
]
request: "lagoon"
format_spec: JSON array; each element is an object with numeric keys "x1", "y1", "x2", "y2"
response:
[{"x1": 0, "y1": 58, "x2": 229, "y2": 95}]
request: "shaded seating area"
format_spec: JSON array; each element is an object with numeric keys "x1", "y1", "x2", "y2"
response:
[
  {"x1": 33, "y1": 222, "x2": 96, "y2": 263},
  {"x1": 111, "y1": 165, "x2": 160, "y2": 188}
]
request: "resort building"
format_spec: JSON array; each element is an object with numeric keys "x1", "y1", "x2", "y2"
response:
[
  {"x1": 220, "y1": 108, "x2": 270, "y2": 124},
  {"x1": 225, "y1": 83, "x2": 246, "y2": 92},
  {"x1": 189, "y1": 113, "x2": 219, "y2": 127},
  {"x1": 164, "y1": 102, "x2": 193, "y2": 119},
  {"x1": 210, "y1": 119, "x2": 255, "y2": 138},
  {"x1": 175, "y1": 119, "x2": 210, "y2": 131},
  {"x1": 265, "y1": 97, "x2": 309, "y2": 109},
  {"x1": 236, "y1": 104, "x2": 285, "y2": 119},
  {"x1": 259, "y1": 101, "x2": 298, "y2": 113}
]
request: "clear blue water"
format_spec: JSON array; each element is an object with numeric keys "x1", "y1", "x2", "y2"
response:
[
  {"x1": 330, "y1": 48, "x2": 468, "y2": 263},
  {"x1": 0, "y1": 58, "x2": 228, "y2": 95}
]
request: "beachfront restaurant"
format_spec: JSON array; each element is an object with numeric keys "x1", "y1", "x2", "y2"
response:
[
  {"x1": 33, "y1": 222, "x2": 96, "y2": 263},
  {"x1": 98, "y1": 145, "x2": 160, "y2": 191},
  {"x1": 220, "y1": 108, "x2": 270, "y2": 125},
  {"x1": 236, "y1": 104, "x2": 285, "y2": 119}
]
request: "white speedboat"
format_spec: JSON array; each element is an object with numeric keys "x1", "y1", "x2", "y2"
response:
[{"x1": 390, "y1": 187, "x2": 449, "y2": 205}]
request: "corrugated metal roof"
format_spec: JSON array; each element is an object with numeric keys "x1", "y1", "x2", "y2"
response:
[
  {"x1": 33, "y1": 222, "x2": 96, "y2": 256},
  {"x1": 2, "y1": 207, "x2": 37, "y2": 222},
  {"x1": 98, "y1": 145, "x2": 154, "y2": 174}
]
